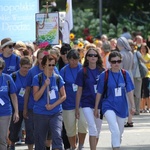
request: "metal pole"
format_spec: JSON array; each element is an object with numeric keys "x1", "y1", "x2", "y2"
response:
[{"x1": 99, "y1": 0, "x2": 102, "y2": 36}]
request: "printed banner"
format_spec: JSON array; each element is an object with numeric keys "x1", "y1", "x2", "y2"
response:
[
  {"x1": 0, "y1": 0, "x2": 39, "y2": 42},
  {"x1": 35, "y1": 12, "x2": 59, "y2": 45}
]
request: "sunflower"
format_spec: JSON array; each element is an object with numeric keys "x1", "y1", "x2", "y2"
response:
[
  {"x1": 78, "y1": 42, "x2": 84, "y2": 48},
  {"x1": 70, "y1": 33, "x2": 75, "y2": 40},
  {"x1": 94, "y1": 39, "x2": 100, "y2": 45}
]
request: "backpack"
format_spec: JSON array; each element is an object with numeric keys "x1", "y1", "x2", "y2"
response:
[
  {"x1": 11, "y1": 72, "x2": 17, "y2": 82},
  {"x1": 102, "y1": 69, "x2": 126, "y2": 98},
  {"x1": 100, "y1": 69, "x2": 127, "y2": 119},
  {"x1": 38, "y1": 72, "x2": 60, "y2": 89},
  {"x1": 6, "y1": 72, "x2": 17, "y2": 98}
]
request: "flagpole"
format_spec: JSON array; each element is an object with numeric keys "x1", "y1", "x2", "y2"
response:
[
  {"x1": 99, "y1": 0, "x2": 102, "y2": 36},
  {"x1": 62, "y1": 0, "x2": 73, "y2": 44}
]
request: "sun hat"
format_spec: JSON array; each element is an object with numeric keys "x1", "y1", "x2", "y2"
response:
[
  {"x1": 14, "y1": 41, "x2": 27, "y2": 51},
  {"x1": 102, "y1": 41, "x2": 111, "y2": 52},
  {"x1": 0, "y1": 38, "x2": 16, "y2": 49}
]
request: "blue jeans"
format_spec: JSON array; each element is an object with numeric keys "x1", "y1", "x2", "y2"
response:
[{"x1": 34, "y1": 112, "x2": 64, "y2": 150}]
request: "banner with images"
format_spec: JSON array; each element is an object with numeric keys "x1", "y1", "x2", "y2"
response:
[
  {"x1": 35, "y1": 12, "x2": 59, "y2": 45},
  {"x1": 0, "y1": 0, "x2": 39, "y2": 42}
]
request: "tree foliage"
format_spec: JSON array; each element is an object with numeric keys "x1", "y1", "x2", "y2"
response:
[{"x1": 40, "y1": 0, "x2": 150, "y2": 39}]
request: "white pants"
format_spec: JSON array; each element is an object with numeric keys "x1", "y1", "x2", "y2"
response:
[
  {"x1": 104, "y1": 110, "x2": 125, "y2": 148},
  {"x1": 82, "y1": 107, "x2": 102, "y2": 138}
]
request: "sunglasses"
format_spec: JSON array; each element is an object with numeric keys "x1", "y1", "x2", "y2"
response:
[
  {"x1": 87, "y1": 54, "x2": 98, "y2": 57},
  {"x1": 48, "y1": 64, "x2": 55, "y2": 67},
  {"x1": 110, "y1": 60, "x2": 122, "y2": 64},
  {"x1": 7, "y1": 45, "x2": 13, "y2": 49},
  {"x1": 0, "y1": 67, "x2": 3, "y2": 70}
]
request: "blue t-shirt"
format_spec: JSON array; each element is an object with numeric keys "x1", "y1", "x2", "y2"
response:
[
  {"x1": 26, "y1": 65, "x2": 43, "y2": 109},
  {"x1": 0, "y1": 73, "x2": 17, "y2": 116},
  {"x1": 97, "y1": 69, "x2": 134, "y2": 118},
  {"x1": 54, "y1": 66, "x2": 60, "y2": 75},
  {"x1": 0, "y1": 53, "x2": 20, "y2": 74},
  {"x1": 32, "y1": 72, "x2": 65, "y2": 115},
  {"x1": 75, "y1": 67, "x2": 103, "y2": 108},
  {"x1": 26, "y1": 65, "x2": 60, "y2": 109},
  {"x1": 10, "y1": 71, "x2": 28, "y2": 111},
  {"x1": 60, "y1": 63, "x2": 82, "y2": 110}
]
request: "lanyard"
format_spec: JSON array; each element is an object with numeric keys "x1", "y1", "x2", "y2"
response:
[
  {"x1": 69, "y1": 66, "x2": 80, "y2": 81},
  {"x1": 88, "y1": 67, "x2": 98, "y2": 84},
  {"x1": 2, "y1": 55, "x2": 11, "y2": 73},
  {"x1": 111, "y1": 71, "x2": 120, "y2": 88},
  {"x1": 18, "y1": 72, "x2": 26, "y2": 88}
]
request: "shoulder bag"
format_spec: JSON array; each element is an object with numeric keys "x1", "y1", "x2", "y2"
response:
[{"x1": 136, "y1": 52, "x2": 148, "y2": 78}]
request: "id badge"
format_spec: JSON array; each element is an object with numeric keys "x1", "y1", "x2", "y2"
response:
[
  {"x1": 19, "y1": 88, "x2": 25, "y2": 97},
  {"x1": 72, "y1": 84, "x2": 78, "y2": 92},
  {"x1": 0, "y1": 98, "x2": 5, "y2": 106},
  {"x1": 49, "y1": 89, "x2": 56, "y2": 100},
  {"x1": 94, "y1": 84, "x2": 97, "y2": 93},
  {"x1": 115, "y1": 87, "x2": 122, "y2": 97}
]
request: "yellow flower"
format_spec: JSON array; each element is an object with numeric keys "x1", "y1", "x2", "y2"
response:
[
  {"x1": 134, "y1": 46, "x2": 138, "y2": 50},
  {"x1": 70, "y1": 33, "x2": 75, "y2": 40},
  {"x1": 94, "y1": 39, "x2": 100, "y2": 45},
  {"x1": 78, "y1": 42, "x2": 84, "y2": 48}
]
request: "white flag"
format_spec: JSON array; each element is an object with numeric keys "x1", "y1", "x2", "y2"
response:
[{"x1": 62, "y1": 0, "x2": 73, "y2": 44}]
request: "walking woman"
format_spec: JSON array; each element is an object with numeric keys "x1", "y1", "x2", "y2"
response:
[
  {"x1": 75, "y1": 48, "x2": 104, "y2": 150},
  {"x1": 0, "y1": 57, "x2": 19, "y2": 150},
  {"x1": 140, "y1": 43, "x2": 150, "y2": 113},
  {"x1": 23, "y1": 49, "x2": 46, "y2": 150},
  {"x1": 32, "y1": 54, "x2": 66, "y2": 150},
  {"x1": 94, "y1": 51, "x2": 135, "y2": 150},
  {"x1": 60, "y1": 49, "x2": 87, "y2": 150}
]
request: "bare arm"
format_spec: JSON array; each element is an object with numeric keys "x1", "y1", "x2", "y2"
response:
[
  {"x1": 23, "y1": 86, "x2": 30, "y2": 119},
  {"x1": 10, "y1": 93, "x2": 19, "y2": 123},
  {"x1": 94, "y1": 93, "x2": 102, "y2": 118},
  {"x1": 140, "y1": 56, "x2": 150, "y2": 64},
  {"x1": 33, "y1": 78, "x2": 49, "y2": 101},
  {"x1": 75, "y1": 86, "x2": 82, "y2": 119},
  {"x1": 127, "y1": 90, "x2": 135, "y2": 115}
]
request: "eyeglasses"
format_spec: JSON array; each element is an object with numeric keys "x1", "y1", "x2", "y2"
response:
[
  {"x1": 48, "y1": 64, "x2": 55, "y2": 67},
  {"x1": 87, "y1": 54, "x2": 98, "y2": 57},
  {"x1": 110, "y1": 60, "x2": 122, "y2": 64},
  {"x1": 7, "y1": 45, "x2": 13, "y2": 49}
]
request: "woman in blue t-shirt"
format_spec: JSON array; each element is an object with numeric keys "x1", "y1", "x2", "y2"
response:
[
  {"x1": 94, "y1": 51, "x2": 135, "y2": 150},
  {"x1": 0, "y1": 57, "x2": 19, "y2": 150},
  {"x1": 60, "y1": 49, "x2": 87, "y2": 150},
  {"x1": 32, "y1": 54, "x2": 66, "y2": 150},
  {"x1": 8, "y1": 56, "x2": 32, "y2": 150},
  {"x1": 75, "y1": 48, "x2": 104, "y2": 150}
]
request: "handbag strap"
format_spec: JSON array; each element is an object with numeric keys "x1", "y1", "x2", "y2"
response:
[{"x1": 136, "y1": 51, "x2": 141, "y2": 64}]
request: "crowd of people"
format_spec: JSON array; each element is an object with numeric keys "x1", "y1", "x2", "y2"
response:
[{"x1": 0, "y1": 28, "x2": 150, "y2": 150}]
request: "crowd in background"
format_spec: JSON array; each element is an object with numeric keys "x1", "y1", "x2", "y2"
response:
[{"x1": 0, "y1": 27, "x2": 150, "y2": 150}]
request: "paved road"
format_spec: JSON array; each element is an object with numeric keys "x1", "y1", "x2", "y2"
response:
[{"x1": 16, "y1": 113, "x2": 150, "y2": 150}]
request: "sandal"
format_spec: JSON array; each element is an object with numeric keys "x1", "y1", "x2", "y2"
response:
[{"x1": 124, "y1": 122, "x2": 133, "y2": 127}]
